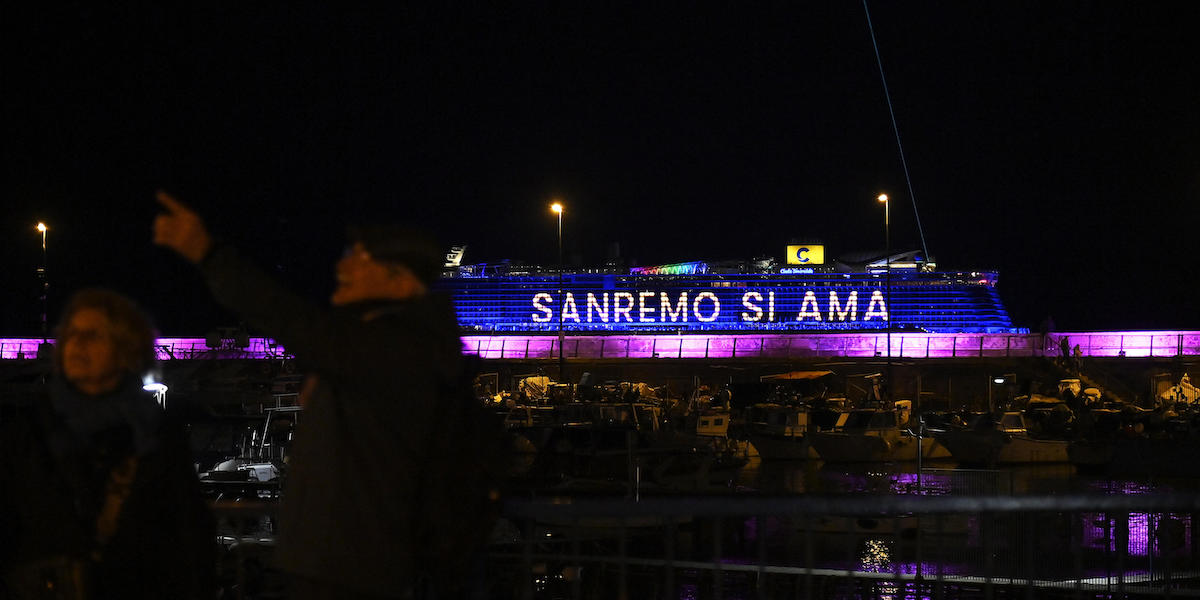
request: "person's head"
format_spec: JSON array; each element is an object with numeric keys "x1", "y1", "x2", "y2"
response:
[
  {"x1": 331, "y1": 225, "x2": 442, "y2": 306},
  {"x1": 55, "y1": 289, "x2": 156, "y2": 396}
]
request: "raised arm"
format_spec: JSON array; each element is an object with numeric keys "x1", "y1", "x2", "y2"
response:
[
  {"x1": 152, "y1": 190, "x2": 212, "y2": 265},
  {"x1": 152, "y1": 192, "x2": 442, "y2": 379}
]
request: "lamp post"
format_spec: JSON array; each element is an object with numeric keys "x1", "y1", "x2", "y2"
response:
[
  {"x1": 35, "y1": 222, "x2": 48, "y2": 343},
  {"x1": 550, "y1": 202, "x2": 565, "y2": 381},
  {"x1": 143, "y1": 381, "x2": 169, "y2": 410},
  {"x1": 877, "y1": 194, "x2": 890, "y2": 406}
]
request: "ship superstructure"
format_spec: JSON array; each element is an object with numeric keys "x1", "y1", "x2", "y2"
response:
[{"x1": 437, "y1": 247, "x2": 1024, "y2": 334}]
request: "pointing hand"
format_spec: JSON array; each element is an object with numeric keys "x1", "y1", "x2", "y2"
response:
[{"x1": 153, "y1": 190, "x2": 213, "y2": 264}]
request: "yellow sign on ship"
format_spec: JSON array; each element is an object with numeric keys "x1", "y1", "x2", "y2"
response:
[{"x1": 786, "y1": 245, "x2": 825, "y2": 265}]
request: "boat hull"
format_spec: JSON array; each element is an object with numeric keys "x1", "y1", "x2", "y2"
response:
[
  {"x1": 940, "y1": 430, "x2": 1069, "y2": 465},
  {"x1": 747, "y1": 434, "x2": 817, "y2": 460},
  {"x1": 810, "y1": 432, "x2": 951, "y2": 463}
]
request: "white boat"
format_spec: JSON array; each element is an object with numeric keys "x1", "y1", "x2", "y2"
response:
[
  {"x1": 809, "y1": 401, "x2": 950, "y2": 463},
  {"x1": 743, "y1": 402, "x2": 819, "y2": 460},
  {"x1": 939, "y1": 411, "x2": 1070, "y2": 465},
  {"x1": 693, "y1": 409, "x2": 732, "y2": 439}
]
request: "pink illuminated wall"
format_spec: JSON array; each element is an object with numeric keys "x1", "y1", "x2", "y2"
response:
[
  {"x1": 459, "y1": 331, "x2": 1200, "y2": 360},
  {"x1": 0, "y1": 338, "x2": 48, "y2": 360},
  {"x1": 3, "y1": 331, "x2": 1199, "y2": 360},
  {"x1": 0, "y1": 337, "x2": 290, "y2": 360}
]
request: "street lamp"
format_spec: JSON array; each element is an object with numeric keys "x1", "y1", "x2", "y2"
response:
[
  {"x1": 143, "y1": 379, "x2": 169, "y2": 410},
  {"x1": 877, "y1": 194, "x2": 890, "y2": 406},
  {"x1": 550, "y1": 202, "x2": 565, "y2": 381},
  {"x1": 35, "y1": 222, "x2": 49, "y2": 343}
]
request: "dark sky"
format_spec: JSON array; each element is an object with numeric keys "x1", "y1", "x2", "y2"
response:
[{"x1": 3, "y1": 3, "x2": 1198, "y2": 335}]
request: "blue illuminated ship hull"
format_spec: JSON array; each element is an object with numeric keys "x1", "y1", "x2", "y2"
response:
[{"x1": 436, "y1": 271, "x2": 1024, "y2": 334}]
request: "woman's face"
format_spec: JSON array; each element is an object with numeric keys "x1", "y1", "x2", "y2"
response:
[{"x1": 60, "y1": 308, "x2": 122, "y2": 395}]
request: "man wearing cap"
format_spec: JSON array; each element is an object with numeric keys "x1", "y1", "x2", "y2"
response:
[{"x1": 153, "y1": 191, "x2": 492, "y2": 599}]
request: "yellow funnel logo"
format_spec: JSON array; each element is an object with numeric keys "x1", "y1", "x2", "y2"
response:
[{"x1": 786, "y1": 245, "x2": 825, "y2": 265}]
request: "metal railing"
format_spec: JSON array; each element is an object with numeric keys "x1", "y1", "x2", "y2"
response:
[
  {"x1": 494, "y1": 492, "x2": 1200, "y2": 599},
  {"x1": 3, "y1": 331, "x2": 1198, "y2": 360},
  {"x1": 461, "y1": 331, "x2": 1200, "y2": 360},
  {"x1": 211, "y1": 490, "x2": 1200, "y2": 599}
]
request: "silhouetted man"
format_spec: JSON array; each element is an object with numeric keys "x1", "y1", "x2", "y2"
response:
[{"x1": 154, "y1": 192, "x2": 496, "y2": 599}]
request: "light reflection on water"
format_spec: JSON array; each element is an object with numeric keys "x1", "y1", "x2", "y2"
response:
[
  {"x1": 1081, "y1": 511, "x2": 1194, "y2": 557},
  {"x1": 730, "y1": 457, "x2": 1200, "y2": 579},
  {"x1": 737, "y1": 456, "x2": 1200, "y2": 496},
  {"x1": 860, "y1": 538, "x2": 891, "y2": 572},
  {"x1": 677, "y1": 583, "x2": 698, "y2": 600}
]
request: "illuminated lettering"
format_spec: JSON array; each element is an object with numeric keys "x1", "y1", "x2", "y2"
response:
[
  {"x1": 528, "y1": 287, "x2": 890, "y2": 327},
  {"x1": 586, "y1": 292, "x2": 609, "y2": 322},
  {"x1": 693, "y1": 291, "x2": 720, "y2": 322},
  {"x1": 660, "y1": 292, "x2": 687, "y2": 322},
  {"x1": 613, "y1": 292, "x2": 634, "y2": 322},
  {"x1": 741, "y1": 291, "x2": 763, "y2": 322},
  {"x1": 797, "y1": 290, "x2": 822, "y2": 321},
  {"x1": 864, "y1": 290, "x2": 888, "y2": 321},
  {"x1": 562, "y1": 292, "x2": 580, "y2": 323},
  {"x1": 828, "y1": 290, "x2": 858, "y2": 321},
  {"x1": 638, "y1": 291, "x2": 657, "y2": 322},
  {"x1": 532, "y1": 293, "x2": 553, "y2": 322}
]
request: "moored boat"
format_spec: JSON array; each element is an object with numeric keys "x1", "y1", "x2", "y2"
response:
[
  {"x1": 809, "y1": 401, "x2": 950, "y2": 463},
  {"x1": 939, "y1": 411, "x2": 1070, "y2": 466},
  {"x1": 744, "y1": 402, "x2": 818, "y2": 460}
]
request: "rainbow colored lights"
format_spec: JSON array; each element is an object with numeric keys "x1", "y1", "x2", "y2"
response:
[{"x1": 629, "y1": 261, "x2": 709, "y2": 275}]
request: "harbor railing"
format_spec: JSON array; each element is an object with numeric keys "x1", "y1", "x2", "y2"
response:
[
  {"x1": 461, "y1": 331, "x2": 1200, "y2": 360},
  {"x1": 3, "y1": 331, "x2": 1199, "y2": 360},
  {"x1": 492, "y1": 492, "x2": 1200, "y2": 599},
  {"x1": 211, "y1": 490, "x2": 1200, "y2": 599}
]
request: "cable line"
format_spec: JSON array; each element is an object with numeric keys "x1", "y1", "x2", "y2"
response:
[{"x1": 863, "y1": 0, "x2": 931, "y2": 263}]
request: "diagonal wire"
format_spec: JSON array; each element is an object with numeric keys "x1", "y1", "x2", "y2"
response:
[{"x1": 863, "y1": 0, "x2": 931, "y2": 263}]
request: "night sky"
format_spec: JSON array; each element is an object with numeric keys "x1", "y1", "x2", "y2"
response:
[{"x1": 3, "y1": 4, "x2": 1198, "y2": 336}]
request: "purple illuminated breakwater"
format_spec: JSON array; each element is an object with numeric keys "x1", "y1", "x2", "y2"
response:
[
  {"x1": 462, "y1": 331, "x2": 1200, "y2": 360},
  {"x1": 2, "y1": 331, "x2": 1198, "y2": 360},
  {"x1": 0, "y1": 337, "x2": 289, "y2": 361}
]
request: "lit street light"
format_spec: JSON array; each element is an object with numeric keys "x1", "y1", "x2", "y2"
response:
[
  {"x1": 143, "y1": 379, "x2": 169, "y2": 409},
  {"x1": 550, "y1": 202, "x2": 565, "y2": 381},
  {"x1": 877, "y1": 194, "x2": 890, "y2": 406},
  {"x1": 35, "y1": 222, "x2": 49, "y2": 343},
  {"x1": 877, "y1": 193, "x2": 889, "y2": 304}
]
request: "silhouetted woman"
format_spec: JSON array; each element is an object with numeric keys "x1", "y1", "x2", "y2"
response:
[{"x1": 1, "y1": 289, "x2": 215, "y2": 599}]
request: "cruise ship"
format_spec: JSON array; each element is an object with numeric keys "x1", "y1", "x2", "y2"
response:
[{"x1": 435, "y1": 245, "x2": 1024, "y2": 334}]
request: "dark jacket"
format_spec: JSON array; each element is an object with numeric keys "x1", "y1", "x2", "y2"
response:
[
  {"x1": 199, "y1": 245, "x2": 475, "y2": 597},
  {"x1": 0, "y1": 380, "x2": 216, "y2": 599}
]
